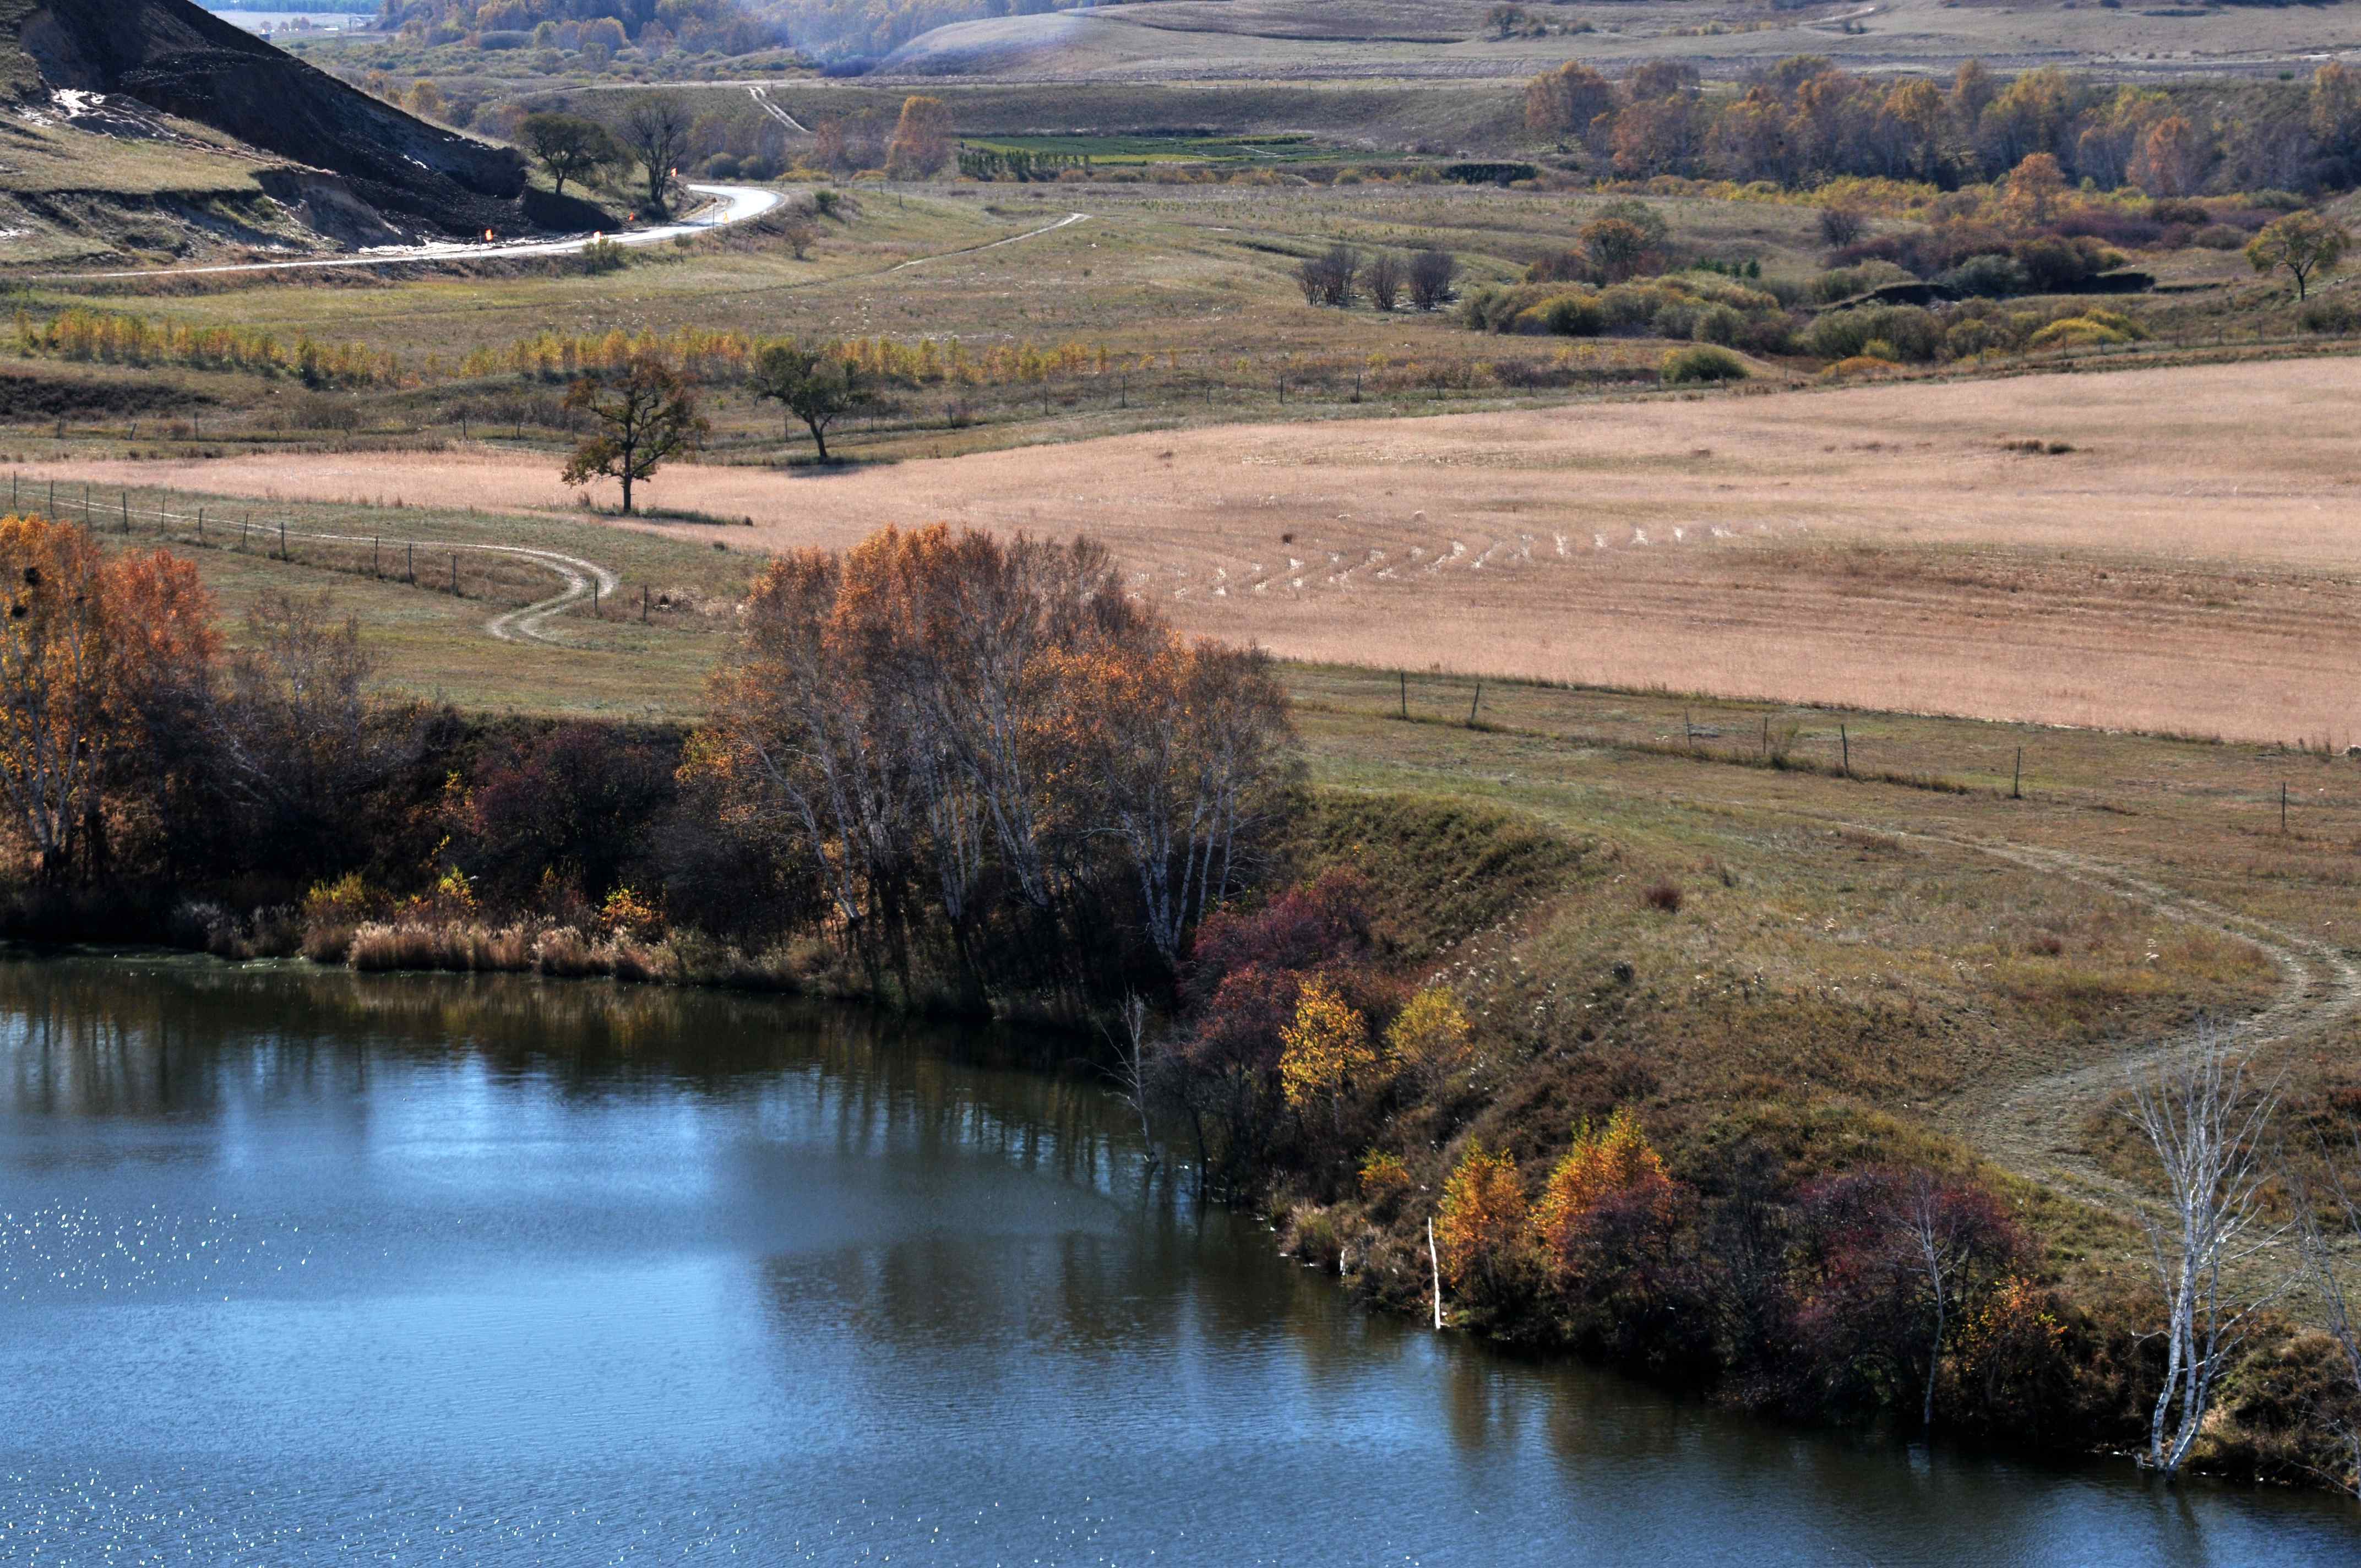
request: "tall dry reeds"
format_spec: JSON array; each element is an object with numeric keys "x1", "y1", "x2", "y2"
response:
[{"x1": 331, "y1": 915, "x2": 789, "y2": 987}]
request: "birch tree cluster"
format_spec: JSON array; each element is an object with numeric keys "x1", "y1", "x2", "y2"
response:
[{"x1": 685, "y1": 524, "x2": 1297, "y2": 999}]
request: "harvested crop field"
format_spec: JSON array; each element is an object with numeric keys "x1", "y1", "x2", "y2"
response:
[{"x1": 39, "y1": 357, "x2": 2361, "y2": 741}]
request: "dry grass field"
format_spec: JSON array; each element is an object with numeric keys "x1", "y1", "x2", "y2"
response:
[
  {"x1": 850, "y1": 0, "x2": 2361, "y2": 85},
  {"x1": 42, "y1": 355, "x2": 2361, "y2": 742}
]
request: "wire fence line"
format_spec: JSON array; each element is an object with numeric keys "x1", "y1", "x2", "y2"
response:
[{"x1": 5, "y1": 473, "x2": 711, "y2": 641}]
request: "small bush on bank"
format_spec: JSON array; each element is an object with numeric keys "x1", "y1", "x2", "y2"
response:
[{"x1": 1660, "y1": 345, "x2": 1749, "y2": 385}]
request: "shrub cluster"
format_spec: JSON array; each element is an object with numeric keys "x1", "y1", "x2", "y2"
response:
[{"x1": 1462, "y1": 270, "x2": 1791, "y2": 352}]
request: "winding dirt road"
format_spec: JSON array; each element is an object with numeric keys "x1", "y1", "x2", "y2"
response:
[
  {"x1": 41, "y1": 183, "x2": 788, "y2": 282},
  {"x1": 1918, "y1": 832, "x2": 2361, "y2": 1204},
  {"x1": 41, "y1": 489, "x2": 614, "y2": 647}
]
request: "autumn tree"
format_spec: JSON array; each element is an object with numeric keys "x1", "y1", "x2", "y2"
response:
[
  {"x1": 99, "y1": 549, "x2": 220, "y2": 876},
  {"x1": 688, "y1": 547, "x2": 914, "y2": 984},
  {"x1": 885, "y1": 95, "x2": 954, "y2": 179},
  {"x1": 2128, "y1": 1033, "x2": 2287, "y2": 1477},
  {"x1": 751, "y1": 343, "x2": 869, "y2": 464},
  {"x1": 0, "y1": 518, "x2": 130, "y2": 880},
  {"x1": 520, "y1": 112, "x2": 621, "y2": 199},
  {"x1": 561, "y1": 356, "x2": 707, "y2": 514},
  {"x1": 2129, "y1": 114, "x2": 2206, "y2": 199},
  {"x1": 1531, "y1": 1107, "x2": 1674, "y2": 1270},
  {"x1": 1795, "y1": 1168, "x2": 2028, "y2": 1433},
  {"x1": 2247, "y1": 210, "x2": 2351, "y2": 301},
  {"x1": 1581, "y1": 216, "x2": 1659, "y2": 282},
  {"x1": 1437, "y1": 1141, "x2": 1530, "y2": 1303},
  {"x1": 686, "y1": 524, "x2": 1298, "y2": 1000},
  {"x1": 1386, "y1": 986, "x2": 1473, "y2": 1089},
  {"x1": 1058, "y1": 635, "x2": 1296, "y2": 963},
  {"x1": 2313, "y1": 61, "x2": 2361, "y2": 167},
  {"x1": 1363, "y1": 251, "x2": 1403, "y2": 312},
  {"x1": 617, "y1": 92, "x2": 693, "y2": 217},
  {"x1": 1996, "y1": 151, "x2": 2068, "y2": 229},
  {"x1": 1277, "y1": 974, "x2": 1376, "y2": 1113},
  {"x1": 212, "y1": 591, "x2": 401, "y2": 869},
  {"x1": 1524, "y1": 60, "x2": 1615, "y2": 139}
]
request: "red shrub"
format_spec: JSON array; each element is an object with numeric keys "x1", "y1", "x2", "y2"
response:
[{"x1": 1189, "y1": 867, "x2": 1377, "y2": 994}]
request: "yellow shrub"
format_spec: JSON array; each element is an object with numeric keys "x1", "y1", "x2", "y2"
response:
[
  {"x1": 600, "y1": 885, "x2": 663, "y2": 940},
  {"x1": 1359, "y1": 1148, "x2": 1412, "y2": 1204},
  {"x1": 1387, "y1": 986, "x2": 1474, "y2": 1082},
  {"x1": 1279, "y1": 976, "x2": 1376, "y2": 1110}
]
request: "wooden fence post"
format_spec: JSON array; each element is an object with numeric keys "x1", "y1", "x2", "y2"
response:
[
  {"x1": 1468, "y1": 680, "x2": 1482, "y2": 726},
  {"x1": 1399, "y1": 670, "x2": 1407, "y2": 719},
  {"x1": 2012, "y1": 747, "x2": 2023, "y2": 801},
  {"x1": 1841, "y1": 723, "x2": 1850, "y2": 776}
]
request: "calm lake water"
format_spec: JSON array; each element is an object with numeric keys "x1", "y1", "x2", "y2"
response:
[{"x1": 0, "y1": 953, "x2": 2353, "y2": 1565}]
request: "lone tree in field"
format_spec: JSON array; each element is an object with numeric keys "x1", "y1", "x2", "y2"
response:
[
  {"x1": 617, "y1": 94, "x2": 694, "y2": 219},
  {"x1": 2247, "y1": 210, "x2": 2351, "y2": 301},
  {"x1": 560, "y1": 357, "x2": 707, "y2": 514},
  {"x1": 1408, "y1": 248, "x2": 1459, "y2": 311},
  {"x1": 752, "y1": 344, "x2": 869, "y2": 464},
  {"x1": 519, "y1": 112, "x2": 620, "y2": 199},
  {"x1": 885, "y1": 95, "x2": 954, "y2": 179}
]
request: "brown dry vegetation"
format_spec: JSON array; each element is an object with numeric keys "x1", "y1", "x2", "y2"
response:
[{"x1": 41, "y1": 354, "x2": 2361, "y2": 742}]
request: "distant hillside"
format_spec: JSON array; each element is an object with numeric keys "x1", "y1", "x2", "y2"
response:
[{"x1": 4, "y1": 0, "x2": 599, "y2": 242}]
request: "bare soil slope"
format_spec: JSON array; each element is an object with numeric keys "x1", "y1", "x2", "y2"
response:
[
  {"x1": 39, "y1": 357, "x2": 2361, "y2": 741},
  {"x1": 1, "y1": 0, "x2": 599, "y2": 247}
]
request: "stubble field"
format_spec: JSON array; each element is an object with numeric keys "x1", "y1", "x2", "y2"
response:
[{"x1": 41, "y1": 353, "x2": 2361, "y2": 743}]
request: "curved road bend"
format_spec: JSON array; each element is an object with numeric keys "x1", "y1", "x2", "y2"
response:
[{"x1": 39, "y1": 184, "x2": 788, "y2": 282}]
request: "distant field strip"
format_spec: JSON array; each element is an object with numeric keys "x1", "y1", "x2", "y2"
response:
[{"x1": 28, "y1": 356, "x2": 2361, "y2": 740}]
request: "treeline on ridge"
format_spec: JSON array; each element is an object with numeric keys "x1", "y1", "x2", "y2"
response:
[{"x1": 1527, "y1": 55, "x2": 2361, "y2": 197}]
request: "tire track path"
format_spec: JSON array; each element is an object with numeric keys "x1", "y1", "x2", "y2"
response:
[
  {"x1": 1884, "y1": 829, "x2": 2361, "y2": 1208},
  {"x1": 42, "y1": 489, "x2": 616, "y2": 647}
]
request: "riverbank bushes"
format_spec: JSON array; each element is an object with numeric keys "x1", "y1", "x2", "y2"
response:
[
  {"x1": 1129, "y1": 789, "x2": 2357, "y2": 1485},
  {"x1": 0, "y1": 515, "x2": 1299, "y2": 1021}
]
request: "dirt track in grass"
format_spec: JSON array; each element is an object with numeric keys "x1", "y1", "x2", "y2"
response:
[{"x1": 36, "y1": 355, "x2": 2361, "y2": 742}]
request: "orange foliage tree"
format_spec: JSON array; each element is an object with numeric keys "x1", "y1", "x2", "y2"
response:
[
  {"x1": 1531, "y1": 1106, "x2": 1676, "y2": 1281},
  {"x1": 1436, "y1": 1140, "x2": 1530, "y2": 1298},
  {"x1": 0, "y1": 516, "x2": 216, "y2": 880},
  {"x1": 687, "y1": 524, "x2": 1295, "y2": 994}
]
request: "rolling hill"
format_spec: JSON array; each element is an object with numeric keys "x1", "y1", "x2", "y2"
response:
[{"x1": 0, "y1": 0, "x2": 602, "y2": 265}]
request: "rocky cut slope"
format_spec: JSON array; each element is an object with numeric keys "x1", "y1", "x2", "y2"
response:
[{"x1": 6, "y1": 0, "x2": 595, "y2": 243}]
